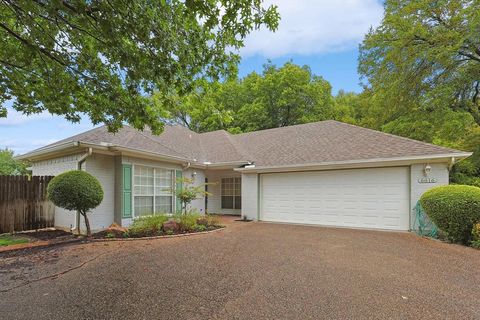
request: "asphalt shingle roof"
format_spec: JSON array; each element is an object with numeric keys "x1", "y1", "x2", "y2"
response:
[{"x1": 28, "y1": 120, "x2": 464, "y2": 166}]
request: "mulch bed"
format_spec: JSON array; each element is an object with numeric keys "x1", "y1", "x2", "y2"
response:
[
  {"x1": 92, "y1": 223, "x2": 225, "y2": 240},
  {"x1": 0, "y1": 229, "x2": 80, "y2": 254},
  {"x1": 92, "y1": 226, "x2": 225, "y2": 242},
  {"x1": 19, "y1": 229, "x2": 74, "y2": 241}
]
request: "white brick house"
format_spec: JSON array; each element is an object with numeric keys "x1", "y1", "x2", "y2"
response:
[{"x1": 18, "y1": 120, "x2": 471, "y2": 232}]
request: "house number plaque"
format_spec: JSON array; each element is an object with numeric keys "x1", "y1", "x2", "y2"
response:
[{"x1": 418, "y1": 177, "x2": 437, "y2": 184}]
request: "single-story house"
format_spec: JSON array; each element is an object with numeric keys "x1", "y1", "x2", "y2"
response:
[{"x1": 18, "y1": 120, "x2": 471, "y2": 232}]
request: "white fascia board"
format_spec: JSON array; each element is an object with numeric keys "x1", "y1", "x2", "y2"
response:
[
  {"x1": 15, "y1": 141, "x2": 80, "y2": 160},
  {"x1": 234, "y1": 153, "x2": 473, "y2": 173},
  {"x1": 105, "y1": 146, "x2": 204, "y2": 168},
  {"x1": 204, "y1": 161, "x2": 251, "y2": 169},
  {"x1": 16, "y1": 141, "x2": 199, "y2": 168}
]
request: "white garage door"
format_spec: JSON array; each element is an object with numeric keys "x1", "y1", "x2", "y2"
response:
[{"x1": 260, "y1": 167, "x2": 410, "y2": 231}]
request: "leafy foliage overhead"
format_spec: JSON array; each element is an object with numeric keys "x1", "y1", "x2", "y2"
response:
[
  {"x1": 162, "y1": 62, "x2": 334, "y2": 133},
  {"x1": 359, "y1": 0, "x2": 480, "y2": 125},
  {"x1": 0, "y1": 0, "x2": 279, "y2": 133},
  {"x1": 357, "y1": 0, "x2": 480, "y2": 186}
]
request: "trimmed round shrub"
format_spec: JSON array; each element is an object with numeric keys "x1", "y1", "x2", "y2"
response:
[
  {"x1": 47, "y1": 170, "x2": 103, "y2": 236},
  {"x1": 47, "y1": 170, "x2": 103, "y2": 213},
  {"x1": 420, "y1": 185, "x2": 480, "y2": 244}
]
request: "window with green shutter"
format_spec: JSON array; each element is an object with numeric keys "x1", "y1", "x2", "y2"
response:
[{"x1": 122, "y1": 164, "x2": 132, "y2": 218}]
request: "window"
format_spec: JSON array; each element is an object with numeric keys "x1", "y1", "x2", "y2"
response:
[
  {"x1": 133, "y1": 165, "x2": 174, "y2": 216},
  {"x1": 221, "y1": 177, "x2": 241, "y2": 209}
]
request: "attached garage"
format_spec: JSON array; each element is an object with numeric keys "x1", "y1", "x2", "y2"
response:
[{"x1": 260, "y1": 167, "x2": 410, "y2": 231}]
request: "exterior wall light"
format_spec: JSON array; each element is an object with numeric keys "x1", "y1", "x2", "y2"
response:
[{"x1": 424, "y1": 164, "x2": 432, "y2": 176}]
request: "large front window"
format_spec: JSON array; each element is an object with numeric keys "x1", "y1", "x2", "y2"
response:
[
  {"x1": 221, "y1": 177, "x2": 241, "y2": 209},
  {"x1": 133, "y1": 165, "x2": 174, "y2": 216}
]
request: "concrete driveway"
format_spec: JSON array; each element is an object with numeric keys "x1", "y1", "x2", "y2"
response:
[{"x1": 1, "y1": 217, "x2": 479, "y2": 319}]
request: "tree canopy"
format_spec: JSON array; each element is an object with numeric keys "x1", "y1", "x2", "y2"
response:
[
  {"x1": 162, "y1": 62, "x2": 335, "y2": 133},
  {"x1": 0, "y1": 0, "x2": 279, "y2": 133},
  {"x1": 0, "y1": 148, "x2": 29, "y2": 175},
  {"x1": 359, "y1": 0, "x2": 480, "y2": 126},
  {"x1": 358, "y1": 0, "x2": 480, "y2": 186}
]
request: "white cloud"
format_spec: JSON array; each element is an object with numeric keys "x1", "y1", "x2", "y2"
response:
[
  {"x1": 0, "y1": 138, "x2": 59, "y2": 154},
  {"x1": 0, "y1": 108, "x2": 52, "y2": 126},
  {"x1": 240, "y1": 0, "x2": 383, "y2": 58}
]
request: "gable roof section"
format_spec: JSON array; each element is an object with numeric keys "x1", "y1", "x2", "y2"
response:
[
  {"x1": 232, "y1": 120, "x2": 465, "y2": 166},
  {"x1": 198, "y1": 130, "x2": 249, "y2": 164},
  {"x1": 19, "y1": 120, "x2": 470, "y2": 167}
]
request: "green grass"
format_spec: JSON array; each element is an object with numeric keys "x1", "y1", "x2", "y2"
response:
[{"x1": 0, "y1": 234, "x2": 29, "y2": 246}]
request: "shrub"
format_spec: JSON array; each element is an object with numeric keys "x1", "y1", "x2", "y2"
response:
[
  {"x1": 176, "y1": 178, "x2": 211, "y2": 214},
  {"x1": 129, "y1": 214, "x2": 169, "y2": 237},
  {"x1": 420, "y1": 185, "x2": 480, "y2": 244},
  {"x1": 197, "y1": 214, "x2": 222, "y2": 228},
  {"x1": 471, "y1": 223, "x2": 480, "y2": 249},
  {"x1": 127, "y1": 212, "x2": 222, "y2": 237},
  {"x1": 195, "y1": 224, "x2": 207, "y2": 232},
  {"x1": 174, "y1": 212, "x2": 201, "y2": 232},
  {"x1": 47, "y1": 170, "x2": 103, "y2": 236}
]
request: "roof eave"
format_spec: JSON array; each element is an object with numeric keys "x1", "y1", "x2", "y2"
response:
[
  {"x1": 16, "y1": 141, "x2": 206, "y2": 168},
  {"x1": 15, "y1": 141, "x2": 84, "y2": 161},
  {"x1": 234, "y1": 152, "x2": 473, "y2": 173},
  {"x1": 109, "y1": 145, "x2": 204, "y2": 168},
  {"x1": 204, "y1": 161, "x2": 251, "y2": 169}
]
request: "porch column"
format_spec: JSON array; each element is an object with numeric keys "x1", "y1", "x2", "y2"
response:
[{"x1": 241, "y1": 173, "x2": 259, "y2": 220}]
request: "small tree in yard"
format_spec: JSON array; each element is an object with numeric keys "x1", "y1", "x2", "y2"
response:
[
  {"x1": 176, "y1": 178, "x2": 211, "y2": 214},
  {"x1": 47, "y1": 170, "x2": 103, "y2": 237}
]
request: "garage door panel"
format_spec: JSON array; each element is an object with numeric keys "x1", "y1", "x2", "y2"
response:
[{"x1": 260, "y1": 167, "x2": 410, "y2": 231}]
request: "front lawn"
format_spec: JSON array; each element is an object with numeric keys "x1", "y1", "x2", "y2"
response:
[{"x1": 0, "y1": 234, "x2": 29, "y2": 247}]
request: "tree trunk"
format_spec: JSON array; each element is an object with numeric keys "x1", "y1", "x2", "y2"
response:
[
  {"x1": 82, "y1": 212, "x2": 91, "y2": 237},
  {"x1": 76, "y1": 211, "x2": 81, "y2": 236}
]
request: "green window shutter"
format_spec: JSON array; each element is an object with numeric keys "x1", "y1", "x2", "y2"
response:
[
  {"x1": 122, "y1": 165, "x2": 132, "y2": 218},
  {"x1": 175, "y1": 170, "x2": 183, "y2": 214}
]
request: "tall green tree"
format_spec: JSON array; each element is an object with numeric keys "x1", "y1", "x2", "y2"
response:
[
  {"x1": 163, "y1": 62, "x2": 335, "y2": 133},
  {"x1": 358, "y1": 0, "x2": 480, "y2": 185},
  {"x1": 359, "y1": 0, "x2": 480, "y2": 125},
  {"x1": 0, "y1": 148, "x2": 28, "y2": 175},
  {"x1": 0, "y1": 0, "x2": 279, "y2": 133}
]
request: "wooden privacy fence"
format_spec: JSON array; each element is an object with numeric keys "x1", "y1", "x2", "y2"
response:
[{"x1": 0, "y1": 176, "x2": 55, "y2": 233}]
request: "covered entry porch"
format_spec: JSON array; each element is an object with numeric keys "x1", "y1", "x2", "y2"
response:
[{"x1": 204, "y1": 169, "x2": 242, "y2": 216}]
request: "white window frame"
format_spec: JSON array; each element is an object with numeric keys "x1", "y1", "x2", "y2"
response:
[
  {"x1": 221, "y1": 177, "x2": 241, "y2": 210},
  {"x1": 132, "y1": 164, "x2": 175, "y2": 217}
]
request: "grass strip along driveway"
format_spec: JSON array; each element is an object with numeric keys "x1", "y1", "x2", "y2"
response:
[{"x1": 0, "y1": 217, "x2": 479, "y2": 320}]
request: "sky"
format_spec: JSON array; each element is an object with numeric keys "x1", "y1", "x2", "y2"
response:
[{"x1": 0, "y1": 0, "x2": 384, "y2": 155}]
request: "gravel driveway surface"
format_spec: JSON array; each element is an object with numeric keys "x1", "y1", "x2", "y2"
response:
[{"x1": 1, "y1": 217, "x2": 479, "y2": 320}]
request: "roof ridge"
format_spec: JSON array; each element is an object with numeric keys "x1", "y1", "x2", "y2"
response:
[
  {"x1": 223, "y1": 130, "x2": 250, "y2": 161},
  {"x1": 234, "y1": 120, "x2": 334, "y2": 137},
  {"x1": 197, "y1": 132, "x2": 208, "y2": 163},
  {"x1": 198, "y1": 129, "x2": 229, "y2": 135}
]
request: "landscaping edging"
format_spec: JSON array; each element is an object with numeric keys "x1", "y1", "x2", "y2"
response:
[{"x1": 91, "y1": 226, "x2": 226, "y2": 242}]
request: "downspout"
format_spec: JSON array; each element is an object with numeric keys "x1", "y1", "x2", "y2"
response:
[
  {"x1": 72, "y1": 147, "x2": 93, "y2": 233},
  {"x1": 448, "y1": 156, "x2": 456, "y2": 171}
]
